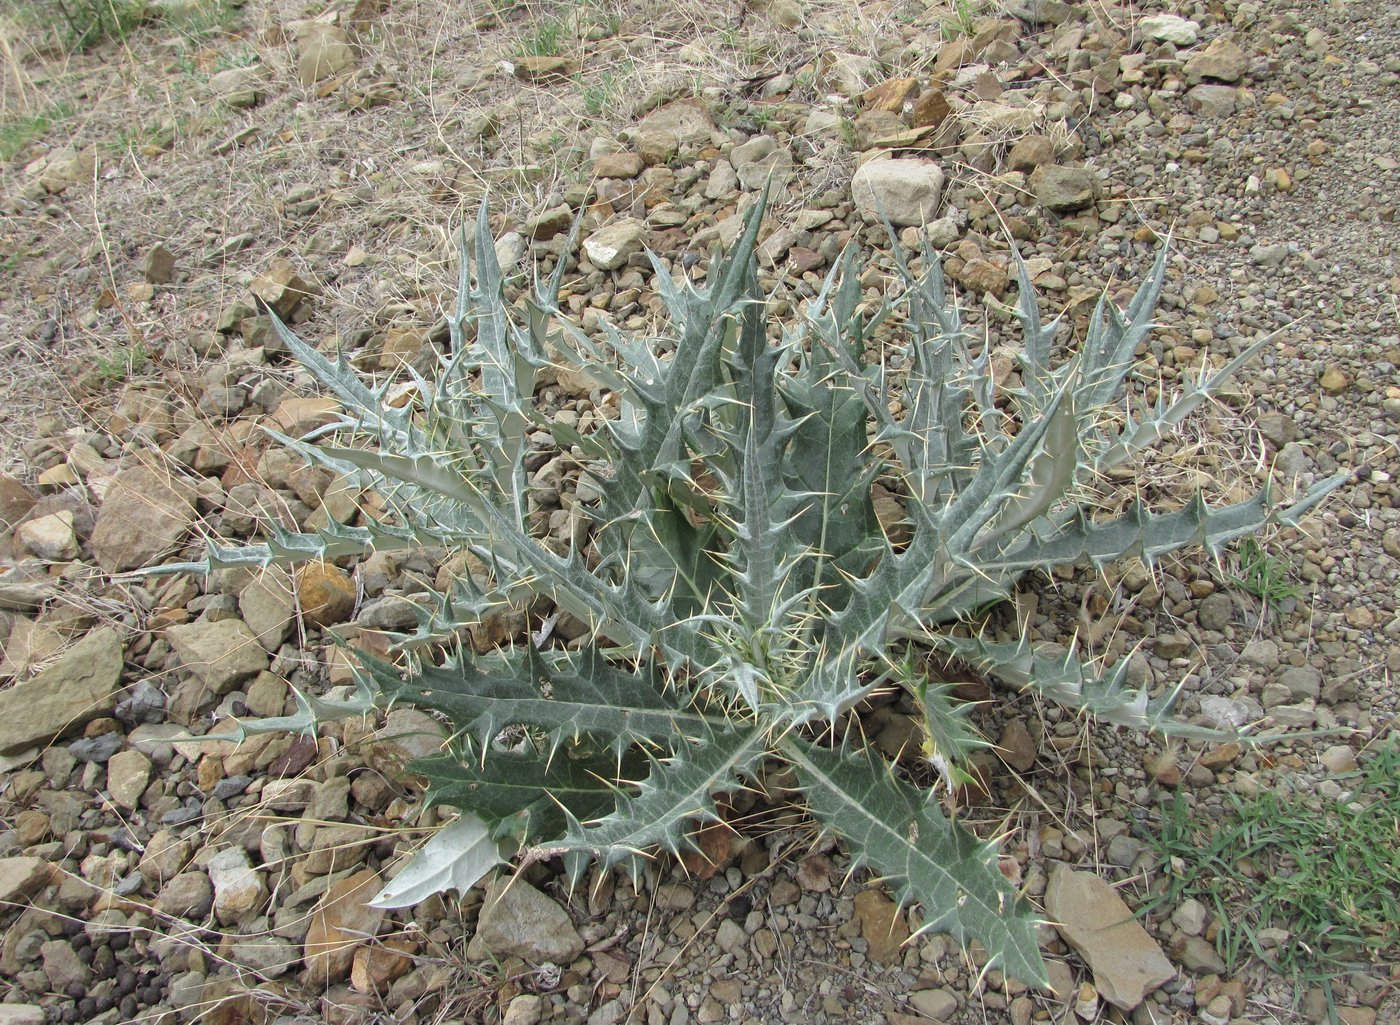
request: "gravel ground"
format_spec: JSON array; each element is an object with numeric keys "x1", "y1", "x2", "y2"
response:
[{"x1": 0, "y1": 1, "x2": 1396, "y2": 1024}]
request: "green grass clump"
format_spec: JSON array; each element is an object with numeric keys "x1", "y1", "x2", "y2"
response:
[
  {"x1": 1230, "y1": 536, "x2": 1302, "y2": 609},
  {"x1": 1149, "y1": 740, "x2": 1400, "y2": 982}
]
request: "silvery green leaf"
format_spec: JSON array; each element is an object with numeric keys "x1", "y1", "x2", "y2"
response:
[{"x1": 368, "y1": 814, "x2": 507, "y2": 910}]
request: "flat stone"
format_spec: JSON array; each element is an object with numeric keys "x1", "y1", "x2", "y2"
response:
[
  {"x1": 89, "y1": 466, "x2": 196, "y2": 572},
  {"x1": 635, "y1": 100, "x2": 715, "y2": 165},
  {"x1": 106, "y1": 749, "x2": 151, "y2": 811},
  {"x1": 851, "y1": 157, "x2": 945, "y2": 227},
  {"x1": 468, "y1": 876, "x2": 584, "y2": 965},
  {"x1": 593, "y1": 152, "x2": 644, "y2": 179},
  {"x1": 1185, "y1": 84, "x2": 1239, "y2": 117},
  {"x1": 853, "y1": 888, "x2": 909, "y2": 965},
  {"x1": 167, "y1": 618, "x2": 269, "y2": 695},
  {"x1": 296, "y1": 23, "x2": 355, "y2": 85},
  {"x1": 17, "y1": 511, "x2": 78, "y2": 561},
  {"x1": 208, "y1": 846, "x2": 267, "y2": 924},
  {"x1": 1032, "y1": 164, "x2": 1099, "y2": 211},
  {"x1": 909, "y1": 989, "x2": 957, "y2": 1021},
  {"x1": 1185, "y1": 37, "x2": 1249, "y2": 83},
  {"x1": 0, "y1": 1006, "x2": 45, "y2": 1025},
  {"x1": 0, "y1": 629, "x2": 124, "y2": 755},
  {"x1": 142, "y1": 243, "x2": 179, "y2": 283},
  {"x1": 1046, "y1": 865, "x2": 1175, "y2": 1010},
  {"x1": 0, "y1": 857, "x2": 49, "y2": 904},
  {"x1": 1138, "y1": 14, "x2": 1199, "y2": 46},
  {"x1": 583, "y1": 219, "x2": 646, "y2": 271},
  {"x1": 304, "y1": 869, "x2": 387, "y2": 985},
  {"x1": 238, "y1": 567, "x2": 295, "y2": 651}
]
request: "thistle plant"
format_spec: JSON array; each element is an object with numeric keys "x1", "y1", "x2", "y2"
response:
[{"x1": 161, "y1": 196, "x2": 1343, "y2": 986}]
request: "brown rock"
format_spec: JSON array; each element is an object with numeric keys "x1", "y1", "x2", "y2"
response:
[
  {"x1": 296, "y1": 563, "x2": 357, "y2": 628},
  {"x1": 635, "y1": 100, "x2": 715, "y2": 165},
  {"x1": 1007, "y1": 134, "x2": 1055, "y2": 172},
  {"x1": 1045, "y1": 866, "x2": 1175, "y2": 1010},
  {"x1": 304, "y1": 869, "x2": 386, "y2": 985},
  {"x1": 0, "y1": 474, "x2": 36, "y2": 528},
  {"x1": 910, "y1": 89, "x2": 951, "y2": 130},
  {"x1": 251, "y1": 257, "x2": 318, "y2": 320},
  {"x1": 512, "y1": 56, "x2": 579, "y2": 83},
  {"x1": 853, "y1": 889, "x2": 909, "y2": 965},
  {"x1": 88, "y1": 466, "x2": 196, "y2": 573},
  {"x1": 1185, "y1": 37, "x2": 1249, "y2": 84},
  {"x1": 296, "y1": 23, "x2": 355, "y2": 85},
  {"x1": 862, "y1": 77, "x2": 919, "y2": 113},
  {"x1": 593, "y1": 151, "x2": 645, "y2": 179},
  {"x1": 0, "y1": 629, "x2": 124, "y2": 755},
  {"x1": 997, "y1": 719, "x2": 1037, "y2": 772},
  {"x1": 349, "y1": 938, "x2": 415, "y2": 994}
]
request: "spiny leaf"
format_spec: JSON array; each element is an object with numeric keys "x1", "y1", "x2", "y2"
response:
[{"x1": 782, "y1": 736, "x2": 1047, "y2": 987}]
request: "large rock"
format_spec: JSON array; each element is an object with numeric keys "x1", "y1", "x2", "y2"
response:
[
  {"x1": 167, "y1": 619, "x2": 269, "y2": 695},
  {"x1": 304, "y1": 869, "x2": 387, "y2": 985},
  {"x1": 295, "y1": 23, "x2": 355, "y2": 85},
  {"x1": 1046, "y1": 865, "x2": 1175, "y2": 1010},
  {"x1": 467, "y1": 876, "x2": 584, "y2": 965},
  {"x1": 851, "y1": 158, "x2": 945, "y2": 227},
  {"x1": 635, "y1": 100, "x2": 714, "y2": 165},
  {"x1": 583, "y1": 219, "x2": 647, "y2": 271},
  {"x1": 239, "y1": 567, "x2": 295, "y2": 651},
  {"x1": 1185, "y1": 36, "x2": 1249, "y2": 83},
  {"x1": 0, "y1": 857, "x2": 49, "y2": 905},
  {"x1": 1031, "y1": 165, "x2": 1100, "y2": 211},
  {"x1": 207, "y1": 847, "x2": 266, "y2": 924},
  {"x1": 0, "y1": 474, "x2": 37, "y2": 528},
  {"x1": 0, "y1": 629, "x2": 124, "y2": 754},
  {"x1": 88, "y1": 466, "x2": 196, "y2": 573},
  {"x1": 1138, "y1": 14, "x2": 1199, "y2": 45}
]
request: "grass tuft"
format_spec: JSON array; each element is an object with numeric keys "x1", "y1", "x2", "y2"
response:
[{"x1": 1147, "y1": 740, "x2": 1400, "y2": 984}]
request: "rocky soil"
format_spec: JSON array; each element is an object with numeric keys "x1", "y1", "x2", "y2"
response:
[{"x1": 0, "y1": 1, "x2": 1397, "y2": 1024}]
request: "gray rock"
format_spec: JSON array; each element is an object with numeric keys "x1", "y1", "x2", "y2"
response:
[
  {"x1": 502, "y1": 994, "x2": 543, "y2": 1025},
  {"x1": 583, "y1": 219, "x2": 647, "y2": 271},
  {"x1": 89, "y1": 466, "x2": 196, "y2": 572},
  {"x1": 1138, "y1": 14, "x2": 1199, "y2": 45},
  {"x1": 208, "y1": 846, "x2": 267, "y2": 924},
  {"x1": 1274, "y1": 442, "x2": 1309, "y2": 478},
  {"x1": 167, "y1": 619, "x2": 269, "y2": 695},
  {"x1": 1005, "y1": 0, "x2": 1077, "y2": 26},
  {"x1": 1185, "y1": 84, "x2": 1239, "y2": 117},
  {"x1": 0, "y1": 628, "x2": 124, "y2": 755},
  {"x1": 851, "y1": 157, "x2": 945, "y2": 227},
  {"x1": 1046, "y1": 865, "x2": 1175, "y2": 1010},
  {"x1": 0, "y1": 857, "x2": 49, "y2": 904},
  {"x1": 1171, "y1": 898, "x2": 1208, "y2": 936},
  {"x1": 703, "y1": 159, "x2": 739, "y2": 201},
  {"x1": 107, "y1": 749, "x2": 152, "y2": 811},
  {"x1": 1197, "y1": 592, "x2": 1233, "y2": 631},
  {"x1": 467, "y1": 876, "x2": 584, "y2": 965},
  {"x1": 1276, "y1": 666, "x2": 1322, "y2": 701},
  {"x1": 68, "y1": 732, "x2": 123, "y2": 763},
  {"x1": 1032, "y1": 164, "x2": 1100, "y2": 211},
  {"x1": 635, "y1": 100, "x2": 715, "y2": 164},
  {"x1": 40, "y1": 940, "x2": 90, "y2": 991},
  {"x1": 227, "y1": 934, "x2": 297, "y2": 978},
  {"x1": 16, "y1": 512, "x2": 78, "y2": 561},
  {"x1": 0, "y1": 1007, "x2": 45, "y2": 1025},
  {"x1": 715, "y1": 917, "x2": 746, "y2": 954},
  {"x1": 1185, "y1": 37, "x2": 1249, "y2": 83},
  {"x1": 909, "y1": 989, "x2": 958, "y2": 1020},
  {"x1": 117, "y1": 678, "x2": 167, "y2": 726},
  {"x1": 156, "y1": 872, "x2": 214, "y2": 919},
  {"x1": 238, "y1": 568, "x2": 295, "y2": 652},
  {"x1": 1172, "y1": 934, "x2": 1227, "y2": 973},
  {"x1": 295, "y1": 23, "x2": 355, "y2": 85}
]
